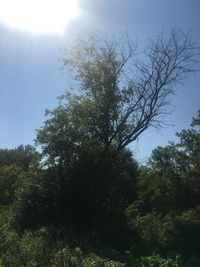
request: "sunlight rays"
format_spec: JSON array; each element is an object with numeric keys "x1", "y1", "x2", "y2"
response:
[{"x1": 0, "y1": 0, "x2": 79, "y2": 33}]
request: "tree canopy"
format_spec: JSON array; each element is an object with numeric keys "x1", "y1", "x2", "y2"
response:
[{"x1": 37, "y1": 31, "x2": 198, "y2": 167}]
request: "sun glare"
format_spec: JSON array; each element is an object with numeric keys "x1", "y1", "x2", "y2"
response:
[{"x1": 0, "y1": 0, "x2": 79, "y2": 33}]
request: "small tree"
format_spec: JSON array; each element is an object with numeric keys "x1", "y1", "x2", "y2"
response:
[{"x1": 0, "y1": 145, "x2": 41, "y2": 206}]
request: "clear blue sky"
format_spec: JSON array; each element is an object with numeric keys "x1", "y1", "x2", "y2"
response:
[{"x1": 0, "y1": 0, "x2": 200, "y2": 162}]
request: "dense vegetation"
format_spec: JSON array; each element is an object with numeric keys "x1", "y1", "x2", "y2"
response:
[{"x1": 0, "y1": 32, "x2": 199, "y2": 266}]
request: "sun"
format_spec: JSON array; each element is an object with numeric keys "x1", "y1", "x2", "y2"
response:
[{"x1": 0, "y1": 0, "x2": 79, "y2": 33}]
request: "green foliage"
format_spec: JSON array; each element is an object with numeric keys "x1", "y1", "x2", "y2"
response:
[
  {"x1": 1, "y1": 225, "x2": 126, "y2": 267},
  {"x1": 5, "y1": 113, "x2": 200, "y2": 266},
  {"x1": 1, "y1": 228, "x2": 52, "y2": 267},
  {"x1": 135, "y1": 255, "x2": 180, "y2": 267},
  {"x1": 126, "y1": 210, "x2": 174, "y2": 254},
  {"x1": 0, "y1": 206, "x2": 13, "y2": 258},
  {"x1": 62, "y1": 31, "x2": 197, "y2": 150},
  {"x1": 173, "y1": 207, "x2": 200, "y2": 258},
  {"x1": 0, "y1": 145, "x2": 41, "y2": 207},
  {"x1": 126, "y1": 111, "x2": 200, "y2": 262},
  {"x1": 52, "y1": 247, "x2": 125, "y2": 267},
  {"x1": 0, "y1": 32, "x2": 199, "y2": 266},
  {"x1": 12, "y1": 146, "x2": 138, "y2": 251},
  {"x1": 2, "y1": 231, "x2": 47, "y2": 267},
  {"x1": 12, "y1": 169, "x2": 57, "y2": 231},
  {"x1": 2, "y1": 110, "x2": 200, "y2": 266},
  {"x1": 0, "y1": 145, "x2": 40, "y2": 171},
  {"x1": 0, "y1": 164, "x2": 23, "y2": 205},
  {"x1": 51, "y1": 247, "x2": 83, "y2": 267}
]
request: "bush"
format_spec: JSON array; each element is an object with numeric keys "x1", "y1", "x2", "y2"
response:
[
  {"x1": 51, "y1": 246, "x2": 125, "y2": 267},
  {"x1": 1, "y1": 229, "x2": 51, "y2": 267},
  {"x1": 135, "y1": 255, "x2": 180, "y2": 267}
]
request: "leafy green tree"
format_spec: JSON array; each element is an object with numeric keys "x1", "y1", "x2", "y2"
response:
[
  {"x1": 14, "y1": 30, "x2": 198, "y2": 242},
  {"x1": 127, "y1": 111, "x2": 200, "y2": 263},
  {"x1": 147, "y1": 111, "x2": 200, "y2": 211},
  {"x1": 13, "y1": 146, "x2": 138, "y2": 250},
  {"x1": 0, "y1": 145, "x2": 40, "y2": 171},
  {"x1": 62, "y1": 31, "x2": 197, "y2": 150},
  {"x1": 0, "y1": 145, "x2": 42, "y2": 266},
  {"x1": 0, "y1": 145, "x2": 41, "y2": 206},
  {"x1": 0, "y1": 164, "x2": 24, "y2": 205},
  {"x1": 37, "y1": 30, "x2": 198, "y2": 166}
]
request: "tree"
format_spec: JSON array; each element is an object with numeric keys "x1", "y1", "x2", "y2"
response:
[
  {"x1": 31, "y1": 29, "x2": 198, "y2": 239},
  {"x1": 126, "y1": 110, "x2": 200, "y2": 262},
  {"x1": 147, "y1": 111, "x2": 200, "y2": 210},
  {"x1": 37, "y1": 30, "x2": 198, "y2": 165},
  {"x1": 12, "y1": 30, "x2": 199, "y2": 254},
  {"x1": 63, "y1": 30, "x2": 198, "y2": 150},
  {"x1": 0, "y1": 145, "x2": 41, "y2": 206},
  {"x1": 137, "y1": 110, "x2": 200, "y2": 214},
  {"x1": 0, "y1": 145, "x2": 41, "y2": 171}
]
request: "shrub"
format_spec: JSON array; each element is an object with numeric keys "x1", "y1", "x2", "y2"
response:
[{"x1": 135, "y1": 255, "x2": 180, "y2": 267}]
